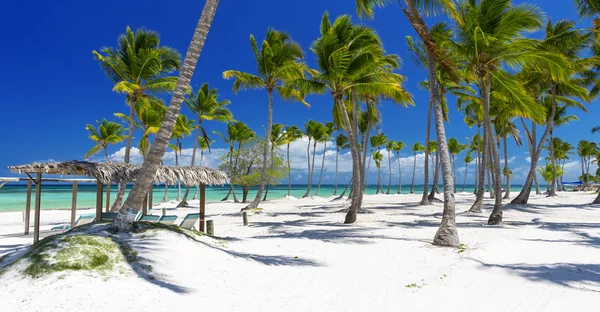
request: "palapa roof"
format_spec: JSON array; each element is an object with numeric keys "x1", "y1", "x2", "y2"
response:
[{"x1": 7, "y1": 161, "x2": 228, "y2": 186}]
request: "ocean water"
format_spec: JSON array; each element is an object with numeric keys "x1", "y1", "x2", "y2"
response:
[{"x1": 0, "y1": 183, "x2": 528, "y2": 212}]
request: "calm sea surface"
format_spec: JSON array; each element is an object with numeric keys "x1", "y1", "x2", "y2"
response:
[{"x1": 0, "y1": 183, "x2": 528, "y2": 212}]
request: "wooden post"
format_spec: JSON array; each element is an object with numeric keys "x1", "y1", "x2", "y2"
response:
[
  {"x1": 242, "y1": 211, "x2": 248, "y2": 226},
  {"x1": 33, "y1": 173, "x2": 42, "y2": 244},
  {"x1": 24, "y1": 180, "x2": 32, "y2": 235},
  {"x1": 148, "y1": 185, "x2": 154, "y2": 214},
  {"x1": 96, "y1": 179, "x2": 103, "y2": 222},
  {"x1": 105, "y1": 183, "x2": 111, "y2": 212},
  {"x1": 71, "y1": 182, "x2": 78, "y2": 228},
  {"x1": 206, "y1": 220, "x2": 214, "y2": 236},
  {"x1": 199, "y1": 184, "x2": 206, "y2": 232}
]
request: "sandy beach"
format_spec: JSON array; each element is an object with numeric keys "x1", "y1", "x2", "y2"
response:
[{"x1": 1, "y1": 192, "x2": 599, "y2": 311}]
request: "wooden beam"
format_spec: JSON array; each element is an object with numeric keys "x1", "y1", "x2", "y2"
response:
[
  {"x1": 200, "y1": 184, "x2": 206, "y2": 232},
  {"x1": 25, "y1": 173, "x2": 37, "y2": 185},
  {"x1": 33, "y1": 173, "x2": 42, "y2": 244},
  {"x1": 148, "y1": 185, "x2": 153, "y2": 214},
  {"x1": 71, "y1": 182, "x2": 78, "y2": 228},
  {"x1": 24, "y1": 180, "x2": 32, "y2": 235},
  {"x1": 96, "y1": 179, "x2": 103, "y2": 222},
  {"x1": 105, "y1": 183, "x2": 111, "y2": 212}
]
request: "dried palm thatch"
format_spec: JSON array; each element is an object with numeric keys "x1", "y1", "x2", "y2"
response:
[{"x1": 7, "y1": 161, "x2": 228, "y2": 187}]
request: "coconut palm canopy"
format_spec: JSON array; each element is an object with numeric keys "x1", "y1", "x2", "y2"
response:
[{"x1": 8, "y1": 161, "x2": 228, "y2": 187}]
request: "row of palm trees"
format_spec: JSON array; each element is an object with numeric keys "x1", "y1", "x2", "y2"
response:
[{"x1": 90, "y1": 0, "x2": 600, "y2": 243}]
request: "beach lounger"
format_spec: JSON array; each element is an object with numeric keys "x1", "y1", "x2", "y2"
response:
[
  {"x1": 179, "y1": 213, "x2": 200, "y2": 230},
  {"x1": 157, "y1": 215, "x2": 178, "y2": 225},
  {"x1": 51, "y1": 214, "x2": 96, "y2": 231},
  {"x1": 101, "y1": 212, "x2": 118, "y2": 222},
  {"x1": 139, "y1": 215, "x2": 160, "y2": 222}
]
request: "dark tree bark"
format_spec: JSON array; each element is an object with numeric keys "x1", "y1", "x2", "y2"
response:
[{"x1": 247, "y1": 89, "x2": 274, "y2": 208}]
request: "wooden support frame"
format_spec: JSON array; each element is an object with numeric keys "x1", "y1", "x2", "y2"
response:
[
  {"x1": 33, "y1": 173, "x2": 42, "y2": 243},
  {"x1": 95, "y1": 179, "x2": 103, "y2": 222},
  {"x1": 24, "y1": 180, "x2": 32, "y2": 235},
  {"x1": 71, "y1": 182, "x2": 78, "y2": 228},
  {"x1": 199, "y1": 184, "x2": 206, "y2": 232},
  {"x1": 105, "y1": 183, "x2": 111, "y2": 212}
]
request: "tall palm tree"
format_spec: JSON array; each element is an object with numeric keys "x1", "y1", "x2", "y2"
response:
[
  {"x1": 296, "y1": 13, "x2": 412, "y2": 223},
  {"x1": 410, "y1": 142, "x2": 424, "y2": 194},
  {"x1": 284, "y1": 125, "x2": 304, "y2": 197},
  {"x1": 173, "y1": 115, "x2": 196, "y2": 201},
  {"x1": 355, "y1": 0, "x2": 462, "y2": 246},
  {"x1": 393, "y1": 141, "x2": 406, "y2": 194},
  {"x1": 84, "y1": 119, "x2": 127, "y2": 162},
  {"x1": 333, "y1": 133, "x2": 350, "y2": 195},
  {"x1": 447, "y1": 138, "x2": 465, "y2": 193},
  {"x1": 373, "y1": 150, "x2": 384, "y2": 194},
  {"x1": 223, "y1": 29, "x2": 310, "y2": 209},
  {"x1": 264, "y1": 124, "x2": 288, "y2": 200},
  {"x1": 215, "y1": 123, "x2": 239, "y2": 202},
  {"x1": 118, "y1": 0, "x2": 220, "y2": 221},
  {"x1": 385, "y1": 140, "x2": 396, "y2": 194},
  {"x1": 94, "y1": 26, "x2": 181, "y2": 211},
  {"x1": 371, "y1": 133, "x2": 388, "y2": 194},
  {"x1": 454, "y1": 0, "x2": 571, "y2": 224},
  {"x1": 462, "y1": 153, "x2": 473, "y2": 192},
  {"x1": 179, "y1": 82, "x2": 233, "y2": 207},
  {"x1": 192, "y1": 138, "x2": 215, "y2": 200},
  {"x1": 315, "y1": 122, "x2": 335, "y2": 196}
]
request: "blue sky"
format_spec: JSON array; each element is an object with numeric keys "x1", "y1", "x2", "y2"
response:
[{"x1": 0, "y1": 0, "x2": 598, "y2": 184}]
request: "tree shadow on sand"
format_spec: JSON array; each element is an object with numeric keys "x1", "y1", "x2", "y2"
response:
[{"x1": 469, "y1": 258, "x2": 600, "y2": 292}]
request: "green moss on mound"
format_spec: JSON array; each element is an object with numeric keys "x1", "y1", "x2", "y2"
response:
[{"x1": 23, "y1": 235, "x2": 127, "y2": 278}]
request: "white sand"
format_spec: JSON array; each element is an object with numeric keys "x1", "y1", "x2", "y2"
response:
[{"x1": 1, "y1": 192, "x2": 599, "y2": 311}]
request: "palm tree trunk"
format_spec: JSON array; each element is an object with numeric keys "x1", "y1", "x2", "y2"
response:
[
  {"x1": 315, "y1": 141, "x2": 327, "y2": 196},
  {"x1": 362, "y1": 126, "x2": 370, "y2": 192},
  {"x1": 263, "y1": 146, "x2": 275, "y2": 201},
  {"x1": 303, "y1": 138, "x2": 312, "y2": 197},
  {"x1": 304, "y1": 141, "x2": 317, "y2": 197},
  {"x1": 512, "y1": 98, "x2": 556, "y2": 204},
  {"x1": 377, "y1": 166, "x2": 381, "y2": 194},
  {"x1": 422, "y1": 50, "x2": 458, "y2": 247},
  {"x1": 333, "y1": 148, "x2": 339, "y2": 195},
  {"x1": 111, "y1": 101, "x2": 136, "y2": 211},
  {"x1": 548, "y1": 85, "x2": 558, "y2": 197},
  {"x1": 397, "y1": 153, "x2": 402, "y2": 194},
  {"x1": 340, "y1": 94, "x2": 362, "y2": 224},
  {"x1": 176, "y1": 146, "x2": 181, "y2": 201},
  {"x1": 593, "y1": 191, "x2": 600, "y2": 204},
  {"x1": 247, "y1": 88, "x2": 274, "y2": 208},
  {"x1": 469, "y1": 123, "x2": 486, "y2": 213},
  {"x1": 488, "y1": 153, "x2": 494, "y2": 199},
  {"x1": 162, "y1": 183, "x2": 168, "y2": 203},
  {"x1": 178, "y1": 122, "x2": 203, "y2": 207},
  {"x1": 474, "y1": 125, "x2": 481, "y2": 195},
  {"x1": 387, "y1": 150, "x2": 392, "y2": 194},
  {"x1": 503, "y1": 135, "x2": 511, "y2": 199},
  {"x1": 365, "y1": 146, "x2": 372, "y2": 189},
  {"x1": 421, "y1": 100, "x2": 432, "y2": 205},
  {"x1": 452, "y1": 155, "x2": 456, "y2": 193},
  {"x1": 481, "y1": 76, "x2": 504, "y2": 225},
  {"x1": 462, "y1": 162, "x2": 468, "y2": 192},
  {"x1": 193, "y1": 149, "x2": 204, "y2": 200},
  {"x1": 118, "y1": 0, "x2": 219, "y2": 223},
  {"x1": 287, "y1": 143, "x2": 292, "y2": 197},
  {"x1": 410, "y1": 152, "x2": 417, "y2": 194}
]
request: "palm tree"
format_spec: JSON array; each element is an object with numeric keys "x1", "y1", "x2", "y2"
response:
[
  {"x1": 215, "y1": 123, "x2": 239, "y2": 202},
  {"x1": 462, "y1": 153, "x2": 473, "y2": 192},
  {"x1": 578, "y1": 140, "x2": 598, "y2": 188},
  {"x1": 173, "y1": 115, "x2": 196, "y2": 201},
  {"x1": 303, "y1": 120, "x2": 323, "y2": 197},
  {"x1": 385, "y1": 140, "x2": 396, "y2": 194},
  {"x1": 94, "y1": 26, "x2": 181, "y2": 211},
  {"x1": 179, "y1": 82, "x2": 233, "y2": 207},
  {"x1": 427, "y1": 140, "x2": 437, "y2": 199},
  {"x1": 84, "y1": 119, "x2": 127, "y2": 162},
  {"x1": 264, "y1": 124, "x2": 288, "y2": 200},
  {"x1": 118, "y1": 0, "x2": 220, "y2": 222},
  {"x1": 333, "y1": 134, "x2": 350, "y2": 195},
  {"x1": 284, "y1": 125, "x2": 304, "y2": 197},
  {"x1": 410, "y1": 142, "x2": 424, "y2": 194},
  {"x1": 192, "y1": 138, "x2": 215, "y2": 200},
  {"x1": 454, "y1": 0, "x2": 572, "y2": 224},
  {"x1": 447, "y1": 138, "x2": 465, "y2": 194},
  {"x1": 393, "y1": 141, "x2": 406, "y2": 194},
  {"x1": 134, "y1": 100, "x2": 168, "y2": 159},
  {"x1": 372, "y1": 151, "x2": 384, "y2": 194},
  {"x1": 315, "y1": 122, "x2": 335, "y2": 196},
  {"x1": 494, "y1": 120, "x2": 522, "y2": 199},
  {"x1": 370, "y1": 133, "x2": 387, "y2": 194},
  {"x1": 223, "y1": 29, "x2": 309, "y2": 209},
  {"x1": 538, "y1": 163, "x2": 565, "y2": 191}
]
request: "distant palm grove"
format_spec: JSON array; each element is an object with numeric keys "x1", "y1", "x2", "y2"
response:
[{"x1": 86, "y1": 0, "x2": 600, "y2": 246}]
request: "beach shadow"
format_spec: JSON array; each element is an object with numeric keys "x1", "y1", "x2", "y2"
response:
[{"x1": 469, "y1": 259, "x2": 600, "y2": 292}]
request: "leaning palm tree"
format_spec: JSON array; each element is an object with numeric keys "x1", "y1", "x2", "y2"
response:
[
  {"x1": 315, "y1": 122, "x2": 335, "y2": 196},
  {"x1": 303, "y1": 120, "x2": 323, "y2": 197},
  {"x1": 223, "y1": 29, "x2": 310, "y2": 209},
  {"x1": 355, "y1": 0, "x2": 460, "y2": 246},
  {"x1": 296, "y1": 13, "x2": 412, "y2": 223},
  {"x1": 117, "y1": 0, "x2": 220, "y2": 224},
  {"x1": 283, "y1": 125, "x2": 304, "y2": 197},
  {"x1": 179, "y1": 82, "x2": 233, "y2": 207},
  {"x1": 84, "y1": 119, "x2": 127, "y2": 162},
  {"x1": 410, "y1": 142, "x2": 424, "y2": 194},
  {"x1": 393, "y1": 141, "x2": 406, "y2": 194},
  {"x1": 94, "y1": 26, "x2": 181, "y2": 211},
  {"x1": 333, "y1": 133, "x2": 350, "y2": 195}
]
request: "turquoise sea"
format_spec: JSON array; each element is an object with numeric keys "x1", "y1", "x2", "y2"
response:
[{"x1": 0, "y1": 183, "x2": 528, "y2": 212}]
